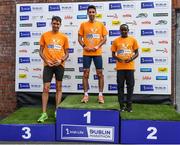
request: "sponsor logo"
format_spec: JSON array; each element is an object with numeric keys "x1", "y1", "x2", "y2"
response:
[
  {"x1": 31, "y1": 32, "x2": 42, "y2": 37},
  {"x1": 128, "y1": 29, "x2": 135, "y2": 35},
  {"x1": 20, "y1": 41, "x2": 30, "y2": 46},
  {"x1": 34, "y1": 42, "x2": 39, "y2": 45},
  {"x1": 141, "y1": 2, "x2": 154, "y2": 9},
  {"x1": 141, "y1": 29, "x2": 154, "y2": 36},
  {"x1": 112, "y1": 20, "x2": 121, "y2": 25},
  {"x1": 79, "y1": 67, "x2": 83, "y2": 72},
  {"x1": 32, "y1": 49, "x2": 39, "y2": 54},
  {"x1": 107, "y1": 13, "x2": 118, "y2": 19},
  {"x1": 108, "y1": 57, "x2": 116, "y2": 63},
  {"x1": 19, "y1": 57, "x2": 30, "y2": 63},
  {"x1": 155, "y1": 20, "x2": 167, "y2": 25},
  {"x1": 19, "y1": 23, "x2": 32, "y2": 27},
  {"x1": 50, "y1": 83, "x2": 56, "y2": 89},
  {"x1": 125, "y1": 20, "x2": 137, "y2": 25},
  {"x1": 62, "y1": 31, "x2": 73, "y2": 38},
  {"x1": 32, "y1": 68, "x2": 41, "y2": 71},
  {"x1": 154, "y1": 85, "x2": 168, "y2": 92},
  {"x1": 109, "y1": 30, "x2": 120, "y2": 36},
  {"x1": 142, "y1": 48, "x2": 151, "y2": 53},
  {"x1": 154, "y1": 1, "x2": 168, "y2": 9},
  {"x1": 78, "y1": 57, "x2": 83, "y2": 63},
  {"x1": 141, "y1": 85, "x2": 154, "y2": 91},
  {"x1": 140, "y1": 68, "x2": 152, "y2": 72},
  {"x1": 68, "y1": 48, "x2": 74, "y2": 53},
  {"x1": 153, "y1": 13, "x2": 168, "y2": 17},
  {"x1": 141, "y1": 57, "x2": 154, "y2": 64},
  {"x1": 20, "y1": 6, "x2": 31, "y2": 12},
  {"x1": 141, "y1": 21, "x2": 151, "y2": 25},
  {"x1": 31, "y1": 84, "x2": 41, "y2": 89},
  {"x1": 78, "y1": 4, "x2": 89, "y2": 10},
  {"x1": 37, "y1": 22, "x2": 46, "y2": 27},
  {"x1": 20, "y1": 15, "x2": 29, "y2": 21},
  {"x1": 109, "y1": 3, "x2": 122, "y2": 10},
  {"x1": 158, "y1": 40, "x2": 168, "y2": 44},
  {"x1": 94, "y1": 75, "x2": 98, "y2": 80},
  {"x1": 108, "y1": 84, "x2": 117, "y2": 91},
  {"x1": 64, "y1": 15, "x2": 73, "y2": 19},
  {"x1": 19, "y1": 49, "x2": 28, "y2": 53},
  {"x1": 32, "y1": 15, "x2": 44, "y2": 20},
  {"x1": 49, "y1": 5, "x2": 60, "y2": 11},
  {"x1": 19, "y1": 83, "x2": 30, "y2": 89},
  {"x1": 142, "y1": 76, "x2": 151, "y2": 80},
  {"x1": 75, "y1": 75, "x2": 83, "y2": 79},
  {"x1": 32, "y1": 6, "x2": 43, "y2": 12},
  {"x1": 62, "y1": 85, "x2": 71, "y2": 89},
  {"x1": 19, "y1": 74, "x2": 27, "y2": 79},
  {"x1": 77, "y1": 84, "x2": 83, "y2": 90},
  {"x1": 91, "y1": 85, "x2": 98, "y2": 89},
  {"x1": 31, "y1": 58, "x2": 41, "y2": 63},
  {"x1": 94, "y1": 4, "x2": 104, "y2": 11},
  {"x1": 156, "y1": 76, "x2": 168, "y2": 80},
  {"x1": 61, "y1": 5, "x2": 73, "y2": 11},
  {"x1": 154, "y1": 29, "x2": 168, "y2": 36},
  {"x1": 122, "y1": 13, "x2": 132, "y2": 18},
  {"x1": 65, "y1": 68, "x2": 75, "y2": 71},
  {"x1": 64, "y1": 22, "x2": 78, "y2": 27},
  {"x1": 32, "y1": 74, "x2": 42, "y2": 79},
  {"x1": 154, "y1": 57, "x2": 168, "y2": 64},
  {"x1": 77, "y1": 15, "x2": 87, "y2": 19},
  {"x1": 142, "y1": 40, "x2": 154, "y2": 45},
  {"x1": 136, "y1": 13, "x2": 148, "y2": 18},
  {"x1": 95, "y1": 14, "x2": 102, "y2": 19},
  {"x1": 122, "y1": 3, "x2": 135, "y2": 9},
  {"x1": 19, "y1": 31, "x2": 31, "y2": 38},
  {"x1": 19, "y1": 67, "x2": 29, "y2": 72},
  {"x1": 63, "y1": 75, "x2": 71, "y2": 80},
  {"x1": 156, "y1": 48, "x2": 168, "y2": 53},
  {"x1": 158, "y1": 67, "x2": 168, "y2": 73}
]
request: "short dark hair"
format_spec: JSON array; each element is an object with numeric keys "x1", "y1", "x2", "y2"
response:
[
  {"x1": 87, "y1": 5, "x2": 96, "y2": 12},
  {"x1": 52, "y1": 16, "x2": 62, "y2": 23},
  {"x1": 120, "y1": 24, "x2": 129, "y2": 30}
]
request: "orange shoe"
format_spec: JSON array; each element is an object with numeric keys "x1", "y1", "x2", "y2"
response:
[
  {"x1": 81, "y1": 95, "x2": 89, "y2": 103},
  {"x1": 98, "y1": 95, "x2": 104, "y2": 104}
]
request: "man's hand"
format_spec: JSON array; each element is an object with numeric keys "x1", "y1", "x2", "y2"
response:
[
  {"x1": 125, "y1": 57, "x2": 133, "y2": 63},
  {"x1": 46, "y1": 60, "x2": 54, "y2": 67},
  {"x1": 54, "y1": 59, "x2": 63, "y2": 66}
]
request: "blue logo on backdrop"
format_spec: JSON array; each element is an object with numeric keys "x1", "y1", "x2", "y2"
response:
[
  {"x1": 19, "y1": 57, "x2": 30, "y2": 63},
  {"x1": 49, "y1": 5, "x2": 60, "y2": 11},
  {"x1": 19, "y1": 83, "x2": 30, "y2": 89},
  {"x1": 141, "y1": 2, "x2": 154, "y2": 9},
  {"x1": 37, "y1": 22, "x2": 46, "y2": 27},
  {"x1": 20, "y1": 16, "x2": 29, "y2": 21},
  {"x1": 109, "y1": 30, "x2": 120, "y2": 36},
  {"x1": 78, "y1": 4, "x2": 89, "y2": 10},
  {"x1": 78, "y1": 57, "x2": 83, "y2": 63},
  {"x1": 19, "y1": 31, "x2": 31, "y2": 37},
  {"x1": 156, "y1": 76, "x2": 168, "y2": 80},
  {"x1": 94, "y1": 75, "x2": 98, "y2": 80},
  {"x1": 20, "y1": 6, "x2": 31, "y2": 12},
  {"x1": 141, "y1": 85, "x2": 154, "y2": 91},
  {"x1": 140, "y1": 68, "x2": 152, "y2": 72},
  {"x1": 108, "y1": 84, "x2": 117, "y2": 90},
  {"x1": 50, "y1": 83, "x2": 56, "y2": 89},
  {"x1": 77, "y1": 15, "x2": 87, "y2": 19},
  {"x1": 141, "y1": 57, "x2": 154, "y2": 64},
  {"x1": 109, "y1": 3, "x2": 122, "y2": 10},
  {"x1": 141, "y1": 29, "x2": 154, "y2": 36},
  {"x1": 108, "y1": 57, "x2": 116, "y2": 63},
  {"x1": 68, "y1": 48, "x2": 74, "y2": 53},
  {"x1": 77, "y1": 84, "x2": 83, "y2": 90},
  {"x1": 79, "y1": 67, "x2": 83, "y2": 72}
]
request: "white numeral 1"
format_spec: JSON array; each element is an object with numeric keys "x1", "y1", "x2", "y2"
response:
[
  {"x1": 83, "y1": 111, "x2": 91, "y2": 124},
  {"x1": 22, "y1": 127, "x2": 31, "y2": 139},
  {"x1": 147, "y1": 127, "x2": 157, "y2": 140}
]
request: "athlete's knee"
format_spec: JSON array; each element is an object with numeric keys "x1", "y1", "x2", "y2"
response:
[
  {"x1": 96, "y1": 70, "x2": 104, "y2": 79},
  {"x1": 43, "y1": 86, "x2": 50, "y2": 93},
  {"x1": 83, "y1": 69, "x2": 90, "y2": 79}
]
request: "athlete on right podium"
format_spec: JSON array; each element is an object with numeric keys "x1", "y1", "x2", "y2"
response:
[{"x1": 111, "y1": 24, "x2": 139, "y2": 112}]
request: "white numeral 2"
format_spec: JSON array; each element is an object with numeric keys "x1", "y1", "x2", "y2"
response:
[{"x1": 147, "y1": 127, "x2": 157, "y2": 140}]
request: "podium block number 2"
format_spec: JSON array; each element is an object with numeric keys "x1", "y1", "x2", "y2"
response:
[
  {"x1": 22, "y1": 127, "x2": 31, "y2": 139},
  {"x1": 147, "y1": 127, "x2": 157, "y2": 140},
  {"x1": 83, "y1": 111, "x2": 91, "y2": 124}
]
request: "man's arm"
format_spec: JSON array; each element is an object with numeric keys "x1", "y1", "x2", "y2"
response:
[
  {"x1": 94, "y1": 35, "x2": 107, "y2": 50},
  {"x1": 125, "y1": 49, "x2": 139, "y2": 63},
  {"x1": 78, "y1": 34, "x2": 90, "y2": 51},
  {"x1": 112, "y1": 51, "x2": 124, "y2": 63}
]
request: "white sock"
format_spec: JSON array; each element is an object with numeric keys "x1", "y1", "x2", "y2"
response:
[
  {"x1": 99, "y1": 92, "x2": 103, "y2": 96},
  {"x1": 85, "y1": 92, "x2": 88, "y2": 96}
]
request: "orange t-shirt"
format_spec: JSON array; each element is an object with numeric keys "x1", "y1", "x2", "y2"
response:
[
  {"x1": 78, "y1": 21, "x2": 107, "y2": 56},
  {"x1": 39, "y1": 31, "x2": 69, "y2": 67},
  {"x1": 111, "y1": 36, "x2": 139, "y2": 70}
]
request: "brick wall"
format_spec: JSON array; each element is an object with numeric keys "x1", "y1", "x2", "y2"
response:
[{"x1": 0, "y1": 0, "x2": 179, "y2": 116}]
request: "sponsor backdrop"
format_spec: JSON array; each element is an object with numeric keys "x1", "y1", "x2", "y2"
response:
[{"x1": 16, "y1": 0, "x2": 171, "y2": 94}]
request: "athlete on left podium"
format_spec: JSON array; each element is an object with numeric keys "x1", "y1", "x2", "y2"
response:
[{"x1": 37, "y1": 16, "x2": 69, "y2": 123}]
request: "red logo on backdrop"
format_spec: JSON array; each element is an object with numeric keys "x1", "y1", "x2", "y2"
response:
[
  {"x1": 158, "y1": 40, "x2": 168, "y2": 44},
  {"x1": 64, "y1": 15, "x2": 73, "y2": 19}
]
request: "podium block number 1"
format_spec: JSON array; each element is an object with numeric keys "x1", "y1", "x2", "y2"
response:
[{"x1": 83, "y1": 111, "x2": 91, "y2": 124}]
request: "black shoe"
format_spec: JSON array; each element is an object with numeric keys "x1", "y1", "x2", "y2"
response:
[
  {"x1": 120, "y1": 103, "x2": 126, "y2": 112},
  {"x1": 126, "y1": 103, "x2": 133, "y2": 112}
]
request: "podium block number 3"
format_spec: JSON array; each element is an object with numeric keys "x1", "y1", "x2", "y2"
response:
[
  {"x1": 147, "y1": 127, "x2": 157, "y2": 140},
  {"x1": 22, "y1": 127, "x2": 31, "y2": 139},
  {"x1": 83, "y1": 111, "x2": 91, "y2": 124}
]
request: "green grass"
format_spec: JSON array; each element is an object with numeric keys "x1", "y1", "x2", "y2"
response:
[{"x1": 0, "y1": 95, "x2": 180, "y2": 124}]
